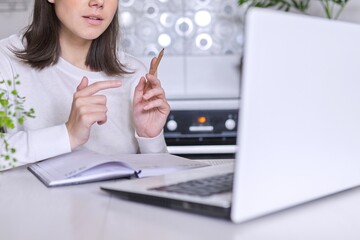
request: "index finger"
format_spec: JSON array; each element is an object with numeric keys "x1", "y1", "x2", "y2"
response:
[{"x1": 77, "y1": 80, "x2": 121, "y2": 97}]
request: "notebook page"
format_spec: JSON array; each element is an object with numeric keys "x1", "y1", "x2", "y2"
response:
[
  {"x1": 29, "y1": 150, "x2": 135, "y2": 184},
  {"x1": 105, "y1": 154, "x2": 210, "y2": 178}
]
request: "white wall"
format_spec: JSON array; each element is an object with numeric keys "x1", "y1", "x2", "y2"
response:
[
  {"x1": 0, "y1": 0, "x2": 33, "y2": 39},
  {"x1": 339, "y1": 0, "x2": 360, "y2": 23}
]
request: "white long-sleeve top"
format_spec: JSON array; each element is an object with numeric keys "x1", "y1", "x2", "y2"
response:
[{"x1": 0, "y1": 34, "x2": 167, "y2": 171}]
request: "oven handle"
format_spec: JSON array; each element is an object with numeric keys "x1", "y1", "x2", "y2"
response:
[{"x1": 167, "y1": 145, "x2": 237, "y2": 154}]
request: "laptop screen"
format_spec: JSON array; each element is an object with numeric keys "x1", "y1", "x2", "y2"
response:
[{"x1": 231, "y1": 8, "x2": 360, "y2": 222}]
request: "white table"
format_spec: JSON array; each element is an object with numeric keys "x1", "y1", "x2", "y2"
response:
[{"x1": 1, "y1": 165, "x2": 360, "y2": 240}]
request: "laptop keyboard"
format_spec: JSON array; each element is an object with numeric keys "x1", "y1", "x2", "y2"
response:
[{"x1": 149, "y1": 173, "x2": 233, "y2": 197}]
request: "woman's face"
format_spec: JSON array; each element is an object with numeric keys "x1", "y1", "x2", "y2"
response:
[{"x1": 48, "y1": 0, "x2": 118, "y2": 42}]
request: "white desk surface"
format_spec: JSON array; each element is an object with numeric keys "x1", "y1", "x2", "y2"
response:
[{"x1": 1, "y1": 165, "x2": 360, "y2": 240}]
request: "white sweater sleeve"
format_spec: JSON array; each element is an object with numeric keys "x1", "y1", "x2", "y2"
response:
[
  {"x1": 0, "y1": 47, "x2": 71, "y2": 171},
  {"x1": 1, "y1": 124, "x2": 72, "y2": 171},
  {"x1": 135, "y1": 130, "x2": 168, "y2": 153}
]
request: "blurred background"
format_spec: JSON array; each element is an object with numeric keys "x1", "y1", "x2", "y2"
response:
[{"x1": 1, "y1": 0, "x2": 359, "y2": 158}]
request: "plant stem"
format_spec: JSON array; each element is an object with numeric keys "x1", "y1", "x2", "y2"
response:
[{"x1": 320, "y1": 0, "x2": 332, "y2": 19}]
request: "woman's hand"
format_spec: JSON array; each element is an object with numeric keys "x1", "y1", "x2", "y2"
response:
[
  {"x1": 133, "y1": 57, "x2": 170, "y2": 138},
  {"x1": 66, "y1": 76, "x2": 122, "y2": 149}
]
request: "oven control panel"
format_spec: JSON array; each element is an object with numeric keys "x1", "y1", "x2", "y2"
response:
[{"x1": 164, "y1": 109, "x2": 239, "y2": 146}]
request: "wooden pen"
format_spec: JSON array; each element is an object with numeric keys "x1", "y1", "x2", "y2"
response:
[
  {"x1": 149, "y1": 48, "x2": 165, "y2": 75},
  {"x1": 144, "y1": 48, "x2": 164, "y2": 93}
]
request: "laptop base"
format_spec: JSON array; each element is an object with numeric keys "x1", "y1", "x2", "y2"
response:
[{"x1": 102, "y1": 187, "x2": 231, "y2": 220}]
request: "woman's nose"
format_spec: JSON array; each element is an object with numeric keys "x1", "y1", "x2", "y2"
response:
[{"x1": 89, "y1": 0, "x2": 104, "y2": 8}]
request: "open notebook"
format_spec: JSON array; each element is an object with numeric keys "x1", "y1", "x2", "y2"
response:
[{"x1": 28, "y1": 149, "x2": 209, "y2": 187}]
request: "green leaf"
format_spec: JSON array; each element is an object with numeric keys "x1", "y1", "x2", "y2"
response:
[
  {"x1": 239, "y1": 0, "x2": 249, "y2": 4},
  {"x1": 11, "y1": 89, "x2": 18, "y2": 96},
  {"x1": 18, "y1": 116, "x2": 24, "y2": 125},
  {"x1": 0, "y1": 99, "x2": 9, "y2": 108}
]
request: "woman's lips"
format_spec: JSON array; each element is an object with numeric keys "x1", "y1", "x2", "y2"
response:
[{"x1": 83, "y1": 15, "x2": 104, "y2": 26}]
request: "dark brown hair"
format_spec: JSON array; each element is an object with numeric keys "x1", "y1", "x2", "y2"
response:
[{"x1": 13, "y1": 0, "x2": 130, "y2": 76}]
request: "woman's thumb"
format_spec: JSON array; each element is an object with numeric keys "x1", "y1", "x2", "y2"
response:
[{"x1": 77, "y1": 76, "x2": 89, "y2": 91}]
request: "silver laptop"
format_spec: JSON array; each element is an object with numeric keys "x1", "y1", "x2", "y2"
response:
[{"x1": 101, "y1": 8, "x2": 360, "y2": 223}]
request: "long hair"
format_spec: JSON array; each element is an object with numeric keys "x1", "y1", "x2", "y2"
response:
[{"x1": 13, "y1": 0, "x2": 130, "y2": 76}]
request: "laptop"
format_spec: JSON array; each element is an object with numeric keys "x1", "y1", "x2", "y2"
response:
[{"x1": 101, "y1": 8, "x2": 360, "y2": 223}]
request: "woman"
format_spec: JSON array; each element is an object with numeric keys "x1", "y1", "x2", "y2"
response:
[{"x1": 0, "y1": 0, "x2": 170, "y2": 171}]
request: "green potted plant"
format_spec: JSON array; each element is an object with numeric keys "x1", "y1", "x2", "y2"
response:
[
  {"x1": 238, "y1": 0, "x2": 350, "y2": 19},
  {"x1": 0, "y1": 75, "x2": 35, "y2": 170}
]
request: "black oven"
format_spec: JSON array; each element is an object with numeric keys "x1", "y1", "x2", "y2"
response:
[{"x1": 164, "y1": 100, "x2": 239, "y2": 159}]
